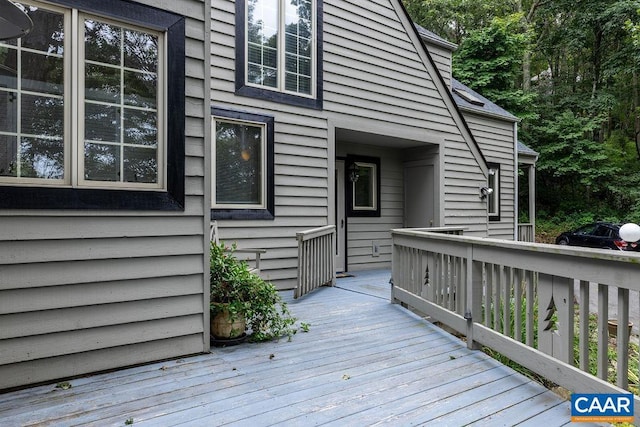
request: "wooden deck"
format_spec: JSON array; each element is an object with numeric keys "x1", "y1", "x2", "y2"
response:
[{"x1": 0, "y1": 270, "x2": 597, "y2": 426}]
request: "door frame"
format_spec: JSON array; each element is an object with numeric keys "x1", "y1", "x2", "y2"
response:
[{"x1": 335, "y1": 158, "x2": 346, "y2": 272}]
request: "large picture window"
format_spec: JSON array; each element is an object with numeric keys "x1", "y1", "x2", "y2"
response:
[
  {"x1": 211, "y1": 108, "x2": 274, "y2": 220},
  {"x1": 236, "y1": 0, "x2": 323, "y2": 109},
  {"x1": 0, "y1": 0, "x2": 184, "y2": 210}
]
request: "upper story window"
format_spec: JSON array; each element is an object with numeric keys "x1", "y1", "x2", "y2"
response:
[
  {"x1": 488, "y1": 164, "x2": 500, "y2": 220},
  {"x1": 0, "y1": 0, "x2": 185, "y2": 210},
  {"x1": 236, "y1": 0, "x2": 323, "y2": 109}
]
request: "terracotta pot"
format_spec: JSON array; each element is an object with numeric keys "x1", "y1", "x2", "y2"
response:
[
  {"x1": 211, "y1": 308, "x2": 246, "y2": 339},
  {"x1": 607, "y1": 319, "x2": 633, "y2": 338}
]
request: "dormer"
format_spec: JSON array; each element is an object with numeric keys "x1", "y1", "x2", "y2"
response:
[{"x1": 414, "y1": 23, "x2": 457, "y2": 89}]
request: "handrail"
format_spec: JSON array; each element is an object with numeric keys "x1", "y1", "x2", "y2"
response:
[
  {"x1": 391, "y1": 229, "x2": 640, "y2": 422},
  {"x1": 295, "y1": 225, "x2": 336, "y2": 299}
]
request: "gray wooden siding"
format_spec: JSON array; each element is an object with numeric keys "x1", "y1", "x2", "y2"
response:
[
  {"x1": 211, "y1": 0, "x2": 330, "y2": 289},
  {"x1": 424, "y1": 42, "x2": 453, "y2": 88},
  {"x1": 338, "y1": 143, "x2": 404, "y2": 271},
  {"x1": 210, "y1": 0, "x2": 488, "y2": 287},
  {"x1": 323, "y1": 0, "x2": 487, "y2": 236},
  {"x1": 0, "y1": 0, "x2": 210, "y2": 391},
  {"x1": 463, "y1": 112, "x2": 516, "y2": 239}
]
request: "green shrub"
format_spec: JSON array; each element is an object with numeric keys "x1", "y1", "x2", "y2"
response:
[{"x1": 210, "y1": 242, "x2": 298, "y2": 342}]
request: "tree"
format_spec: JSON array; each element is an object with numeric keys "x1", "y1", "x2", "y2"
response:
[{"x1": 453, "y1": 14, "x2": 537, "y2": 119}]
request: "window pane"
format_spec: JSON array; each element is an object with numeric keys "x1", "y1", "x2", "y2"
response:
[
  {"x1": 85, "y1": 63, "x2": 120, "y2": 103},
  {"x1": 0, "y1": 135, "x2": 17, "y2": 177},
  {"x1": 123, "y1": 29, "x2": 157, "y2": 73},
  {"x1": 285, "y1": 72, "x2": 298, "y2": 92},
  {"x1": 123, "y1": 145, "x2": 157, "y2": 183},
  {"x1": 124, "y1": 70, "x2": 156, "y2": 108},
  {"x1": 216, "y1": 121, "x2": 263, "y2": 205},
  {"x1": 21, "y1": 94, "x2": 64, "y2": 137},
  {"x1": 123, "y1": 108, "x2": 156, "y2": 146},
  {"x1": 298, "y1": 75, "x2": 311, "y2": 94},
  {"x1": 83, "y1": 18, "x2": 160, "y2": 186},
  {"x1": 84, "y1": 142, "x2": 120, "y2": 181},
  {"x1": 21, "y1": 7, "x2": 65, "y2": 55},
  {"x1": 84, "y1": 20, "x2": 121, "y2": 65},
  {"x1": 354, "y1": 164, "x2": 374, "y2": 209},
  {"x1": 21, "y1": 51, "x2": 64, "y2": 95},
  {"x1": 247, "y1": 0, "x2": 279, "y2": 89},
  {"x1": 0, "y1": 91, "x2": 17, "y2": 132},
  {"x1": 85, "y1": 103, "x2": 120, "y2": 142},
  {"x1": 0, "y1": 47, "x2": 18, "y2": 90},
  {"x1": 20, "y1": 137, "x2": 64, "y2": 179},
  {"x1": 262, "y1": 46, "x2": 277, "y2": 68}
]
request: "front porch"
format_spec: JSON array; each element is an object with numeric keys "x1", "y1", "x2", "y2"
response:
[{"x1": 0, "y1": 270, "x2": 589, "y2": 426}]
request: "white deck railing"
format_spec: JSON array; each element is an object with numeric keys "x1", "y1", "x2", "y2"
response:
[
  {"x1": 295, "y1": 225, "x2": 336, "y2": 299},
  {"x1": 518, "y1": 223, "x2": 535, "y2": 242},
  {"x1": 391, "y1": 229, "x2": 640, "y2": 422}
]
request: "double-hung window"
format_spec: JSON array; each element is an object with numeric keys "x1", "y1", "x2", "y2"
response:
[
  {"x1": 236, "y1": 0, "x2": 322, "y2": 109},
  {"x1": 0, "y1": 0, "x2": 185, "y2": 210},
  {"x1": 211, "y1": 108, "x2": 274, "y2": 220}
]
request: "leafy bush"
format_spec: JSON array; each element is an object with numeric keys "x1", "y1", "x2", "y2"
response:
[{"x1": 210, "y1": 242, "x2": 297, "y2": 342}]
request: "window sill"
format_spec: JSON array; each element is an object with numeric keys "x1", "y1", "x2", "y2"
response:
[
  {"x1": 0, "y1": 186, "x2": 184, "y2": 210},
  {"x1": 211, "y1": 209, "x2": 274, "y2": 221}
]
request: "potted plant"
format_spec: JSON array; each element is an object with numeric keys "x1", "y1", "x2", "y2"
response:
[{"x1": 210, "y1": 241, "x2": 297, "y2": 343}]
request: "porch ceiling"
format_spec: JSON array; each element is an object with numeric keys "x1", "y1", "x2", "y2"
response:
[{"x1": 336, "y1": 128, "x2": 435, "y2": 149}]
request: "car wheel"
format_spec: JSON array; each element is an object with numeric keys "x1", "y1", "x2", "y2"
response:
[{"x1": 557, "y1": 238, "x2": 569, "y2": 245}]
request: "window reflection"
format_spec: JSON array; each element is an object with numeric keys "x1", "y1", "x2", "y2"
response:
[
  {"x1": 83, "y1": 18, "x2": 159, "y2": 185},
  {"x1": 215, "y1": 121, "x2": 263, "y2": 205}
]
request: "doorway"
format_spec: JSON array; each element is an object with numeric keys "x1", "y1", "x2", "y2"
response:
[{"x1": 404, "y1": 162, "x2": 434, "y2": 228}]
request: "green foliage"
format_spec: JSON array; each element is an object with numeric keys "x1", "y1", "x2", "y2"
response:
[
  {"x1": 532, "y1": 110, "x2": 617, "y2": 188},
  {"x1": 210, "y1": 242, "x2": 297, "y2": 342},
  {"x1": 401, "y1": 0, "x2": 516, "y2": 44},
  {"x1": 403, "y1": 0, "x2": 640, "y2": 223},
  {"x1": 482, "y1": 291, "x2": 640, "y2": 396},
  {"x1": 454, "y1": 13, "x2": 536, "y2": 118}
]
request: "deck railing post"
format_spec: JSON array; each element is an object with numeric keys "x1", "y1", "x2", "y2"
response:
[{"x1": 466, "y1": 245, "x2": 482, "y2": 350}]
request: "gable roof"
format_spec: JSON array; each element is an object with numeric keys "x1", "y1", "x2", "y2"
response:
[
  {"x1": 412, "y1": 22, "x2": 537, "y2": 160},
  {"x1": 414, "y1": 23, "x2": 457, "y2": 52},
  {"x1": 396, "y1": 1, "x2": 488, "y2": 172}
]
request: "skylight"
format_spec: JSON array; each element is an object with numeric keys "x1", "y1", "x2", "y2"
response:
[{"x1": 453, "y1": 88, "x2": 485, "y2": 106}]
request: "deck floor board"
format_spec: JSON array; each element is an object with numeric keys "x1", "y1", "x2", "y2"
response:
[{"x1": 0, "y1": 270, "x2": 600, "y2": 426}]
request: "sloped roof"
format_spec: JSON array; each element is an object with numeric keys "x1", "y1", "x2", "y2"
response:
[
  {"x1": 413, "y1": 22, "x2": 536, "y2": 159},
  {"x1": 414, "y1": 23, "x2": 457, "y2": 51},
  {"x1": 451, "y1": 79, "x2": 519, "y2": 122},
  {"x1": 517, "y1": 140, "x2": 538, "y2": 157}
]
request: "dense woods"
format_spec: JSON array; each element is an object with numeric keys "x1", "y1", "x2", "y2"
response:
[{"x1": 403, "y1": 0, "x2": 640, "y2": 228}]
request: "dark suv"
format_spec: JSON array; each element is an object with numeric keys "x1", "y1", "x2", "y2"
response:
[{"x1": 555, "y1": 222, "x2": 640, "y2": 251}]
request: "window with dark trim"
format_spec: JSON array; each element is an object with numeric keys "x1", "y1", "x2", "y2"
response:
[
  {"x1": 488, "y1": 163, "x2": 500, "y2": 221},
  {"x1": 211, "y1": 107, "x2": 274, "y2": 220},
  {"x1": 0, "y1": 0, "x2": 185, "y2": 210},
  {"x1": 346, "y1": 155, "x2": 380, "y2": 217},
  {"x1": 235, "y1": 0, "x2": 323, "y2": 110}
]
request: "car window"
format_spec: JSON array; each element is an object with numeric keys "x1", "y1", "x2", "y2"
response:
[
  {"x1": 576, "y1": 224, "x2": 597, "y2": 235},
  {"x1": 593, "y1": 226, "x2": 612, "y2": 237}
]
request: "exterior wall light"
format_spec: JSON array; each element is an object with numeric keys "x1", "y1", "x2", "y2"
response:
[
  {"x1": 0, "y1": 0, "x2": 33, "y2": 40},
  {"x1": 348, "y1": 162, "x2": 359, "y2": 183},
  {"x1": 480, "y1": 186, "x2": 493, "y2": 199}
]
